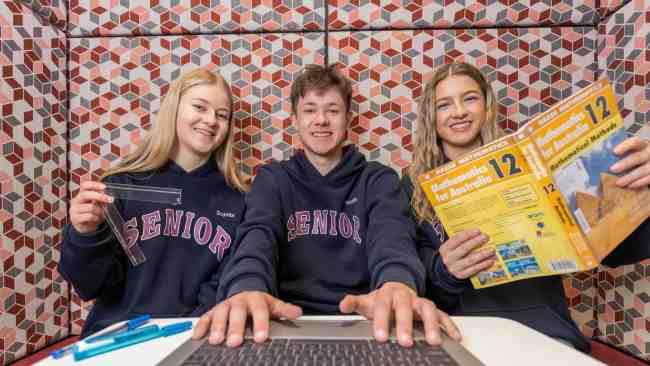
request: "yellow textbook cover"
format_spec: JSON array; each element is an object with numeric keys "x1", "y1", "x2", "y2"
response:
[{"x1": 418, "y1": 79, "x2": 650, "y2": 289}]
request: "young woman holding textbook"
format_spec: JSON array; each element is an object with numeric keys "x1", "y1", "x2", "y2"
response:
[
  {"x1": 402, "y1": 61, "x2": 650, "y2": 351},
  {"x1": 58, "y1": 69, "x2": 248, "y2": 337}
]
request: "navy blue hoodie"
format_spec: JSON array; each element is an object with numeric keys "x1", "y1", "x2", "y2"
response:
[
  {"x1": 58, "y1": 158, "x2": 245, "y2": 337},
  {"x1": 218, "y1": 146, "x2": 425, "y2": 313},
  {"x1": 401, "y1": 175, "x2": 650, "y2": 352}
]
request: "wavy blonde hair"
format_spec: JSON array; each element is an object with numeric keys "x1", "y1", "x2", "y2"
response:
[
  {"x1": 408, "y1": 62, "x2": 503, "y2": 223},
  {"x1": 102, "y1": 68, "x2": 249, "y2": 192}
]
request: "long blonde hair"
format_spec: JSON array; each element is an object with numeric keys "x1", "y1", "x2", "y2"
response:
[
  {"x1": 408, "y1": 62, "x2": 503, "y2": 223},
  {"x1": 102, "y1": 68, "x2": 249, "y2": 192}
]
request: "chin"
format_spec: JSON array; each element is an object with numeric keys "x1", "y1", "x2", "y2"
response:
[{"x1": 451, "y1": 132, "x2": 481, "y2": 145}]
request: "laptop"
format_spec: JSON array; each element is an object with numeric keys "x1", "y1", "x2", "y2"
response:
[{"x1": 158, "y1": 316, "x2": 484, "y2": 365}]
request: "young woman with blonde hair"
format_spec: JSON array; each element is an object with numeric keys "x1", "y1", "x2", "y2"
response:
[
  {"x1": 402, "y1": 61, "x2": 650, "y2": 351},
  {"x1": 59, "y1": 68, "x2": 248, "y2": 337}
]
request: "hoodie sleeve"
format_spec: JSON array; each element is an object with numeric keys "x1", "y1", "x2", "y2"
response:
[
  {"x1": 191, "y1": 203, "x2": 247, "y2": 316},
  {"x1": 58, "y1": 222, "x2": 127, "y2": 301},
  {"x1": 58, "y1": 175, "x2": 130, "y2": 301},
  {"x1": 364, "y1": 167, "x2": 426, "y2": 295},
  {"x1": 400, "y1": 175, "x2": 469, "y2": 309},
  {"x1": 601, "y1": 218, "x2": 650, "y2": 267},
  {"x1": 217, "y1": 166, "x2": 283, "y2": 299}
]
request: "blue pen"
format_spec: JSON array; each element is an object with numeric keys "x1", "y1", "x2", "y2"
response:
[
  {"x1": 85, "y1": 314, "x2": 151, "y2": 343},
  {"x1": 73, "y1": 321, "x2": 193, "y2": 362},
  {"x1": 50, "y1": 344, "x2": 78, "y2": 359}
]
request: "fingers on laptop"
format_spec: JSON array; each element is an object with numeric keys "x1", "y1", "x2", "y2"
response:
[
  {"x1": 209, "y1": 300, "x2": 231, "y2": 344},
  {"x1": 392, "y1": 291, "x2": 414, "y2": 347},
  {"x1": 226, "y1": 295, "x2": 250, "y2": 347},
  {"x1": 414, "y1": 298, "x2": 441, "y2": 345},
  {"x1": 339, "y1": 293, "x2": 372, "y2": 317},
  {"x1": 192, "y1": 310, "x2": 212, "y2": 340},
  {"x1": 372, "y1": 290, "x2": 392, "y2": 343},
  {"x1": 370, "y1": 283, "x2": 463, "y2": 347},
  {"x1": 413, "y1": 298, "x2": 462, "y2": 346},
  {"x1": 438, "y1": 310, "x2": 462, "y2": 342},
  {"x1": 268, "y1": 295, "x2": 302, "y2": 320},
  {"x1": 371, "y1": 282, "x2": 416, "y2": 346},
  {"x1": 193, "y1": 292, "x2": 303, "y2": 347},
  {"x1": 225, "y1": 293, "x2": 301, "y2": 347}
]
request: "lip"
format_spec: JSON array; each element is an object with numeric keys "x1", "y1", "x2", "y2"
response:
[
  {"x1": 194, "y1": 127, "x2": 215, "y2": 137},
  {"x1": 311, "y1": 132, "x2": 332, "y2": 137},
  {"x1": 448, "y1": 121, "x2": 473, "y2": 131}
]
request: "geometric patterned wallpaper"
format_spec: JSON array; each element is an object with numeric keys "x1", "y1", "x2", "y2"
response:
[
  {"x1": 595, "y1": 0, "x2": 650, "y2": 358},
  {"x1": 1, "y1": 0, "x2": 649, "y2": 364},
  {"x1": 66, "y1": 0, "x2": 631, "y2": 37},
  {"x1": 17, "y1": 0, "x2": 66, "y2": 31},
  {"x1": 0, "y1": 1, "x2": 68, "y2": 365},
  {"x1": 328, "y1": 0, "x2": 607, "y2": 30},
  {"x1": 599, "y1": 0, "x2": 650, "y2": 138},
  {"x1": 68, "y1": 0, "x2": 325, "y2": 36},
  {"x1": 329, "y1": 27, "x2": 598, "y2": 170}
]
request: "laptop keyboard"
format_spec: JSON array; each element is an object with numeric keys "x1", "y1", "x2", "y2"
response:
[{"x1": 181, "y1": 339, "x2": 459, "y2": 366}]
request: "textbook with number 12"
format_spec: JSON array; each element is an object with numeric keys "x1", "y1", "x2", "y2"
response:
[{"x1": 419, "y1": 79, "x2": 650, "y2": 289}]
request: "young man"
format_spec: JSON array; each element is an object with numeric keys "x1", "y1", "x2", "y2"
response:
[{"x1": 193, "y1": 64, "x2": 461, "y2": 347}]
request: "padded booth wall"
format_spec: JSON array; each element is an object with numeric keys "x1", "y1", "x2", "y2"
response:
[{"x1": 1, "y1": 0, "x2": 648, "y2": 363}]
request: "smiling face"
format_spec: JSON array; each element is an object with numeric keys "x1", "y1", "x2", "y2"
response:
[
  {"x1": 434, "y1": 74, "x2": 487, "y2": 160},
  {"x1": 293, "y1": 87, "x2": 351, "y2": 168},
  {"x1": 173, "y1": 82, "x2": 231, "y2": 170}
]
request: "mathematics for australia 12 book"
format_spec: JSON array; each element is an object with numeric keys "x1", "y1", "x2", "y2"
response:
[{"x1": 419, "y1": 79, "x2": 650, "y2": 289}]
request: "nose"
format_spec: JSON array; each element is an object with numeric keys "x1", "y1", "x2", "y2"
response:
[
  {"x1": 204, "y1": 113, "x2": 217, "y2": 126},
  {"x1": 452, "y1": 100, "x2": 467, "y2": 118},
  {"x1": 314, "y1": 110, "x2": 328, "y2": 125},
  {"x1": 451, "y1": 99, "x2": 468, "y2": 118}
]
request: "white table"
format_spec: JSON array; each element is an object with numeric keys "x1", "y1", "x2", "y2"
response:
[{"x1": 37, "y1": 316, "x2": 604, "y2": 366}]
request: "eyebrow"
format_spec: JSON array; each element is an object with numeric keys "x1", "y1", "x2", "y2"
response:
[
  {"x1": 301, "y1": 102, "x2": 342, "y2": 108},
  {"x1": 191, "y1": 97, "x2": 210, "y2": 104},
  {"x1": 191, "y1": 97, "x2": 230, "y2": 111},
  {"x1": 436, "y1": 90, "x2": 481, "y2": 102}
]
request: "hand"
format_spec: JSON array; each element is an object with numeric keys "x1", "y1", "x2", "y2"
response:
[
  {"x1": 339, "y1": 282, "x2": 461, "y2": 347},
  {"x1": 69, "y1": 181, "x2": 113, "y2": 234},
  {"x1": 610, "y1": 137, "x2": 650, "y2": 188},
  {"x1": 192, "y1": 291, "x2": 302, "y2": 347},
  {"x1": 439, "y1": 229, "x2": 495, "y2": 280}
]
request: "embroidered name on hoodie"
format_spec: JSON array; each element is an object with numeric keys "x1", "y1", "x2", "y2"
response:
[
  {"x1": 124, "y1": 209, "x2": 232, "y2": 260},
  {"x1": 287, "y1": 210, "x2": 362, "y2": 244}
]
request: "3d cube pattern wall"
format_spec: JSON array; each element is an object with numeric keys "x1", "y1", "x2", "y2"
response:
[
  {"x1": 1, "y1": 2, "x2": 68, "y2": 365},
  {"x1": 1, "y1": 0, "x2": 648, "y2": 364}
]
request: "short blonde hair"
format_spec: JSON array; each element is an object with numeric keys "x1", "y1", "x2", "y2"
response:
[{"x1": 103, "y1": 68, "x2": 249, "y2": 192}]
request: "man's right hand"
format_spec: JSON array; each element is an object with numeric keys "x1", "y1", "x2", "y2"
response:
[{"x1": 192, "y1": 291, "x2": 302, "y2": 347}]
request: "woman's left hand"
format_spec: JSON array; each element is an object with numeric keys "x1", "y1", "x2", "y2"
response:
[{"x1": 611, "y1": 137, "x2": 650, "y2": 188}]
